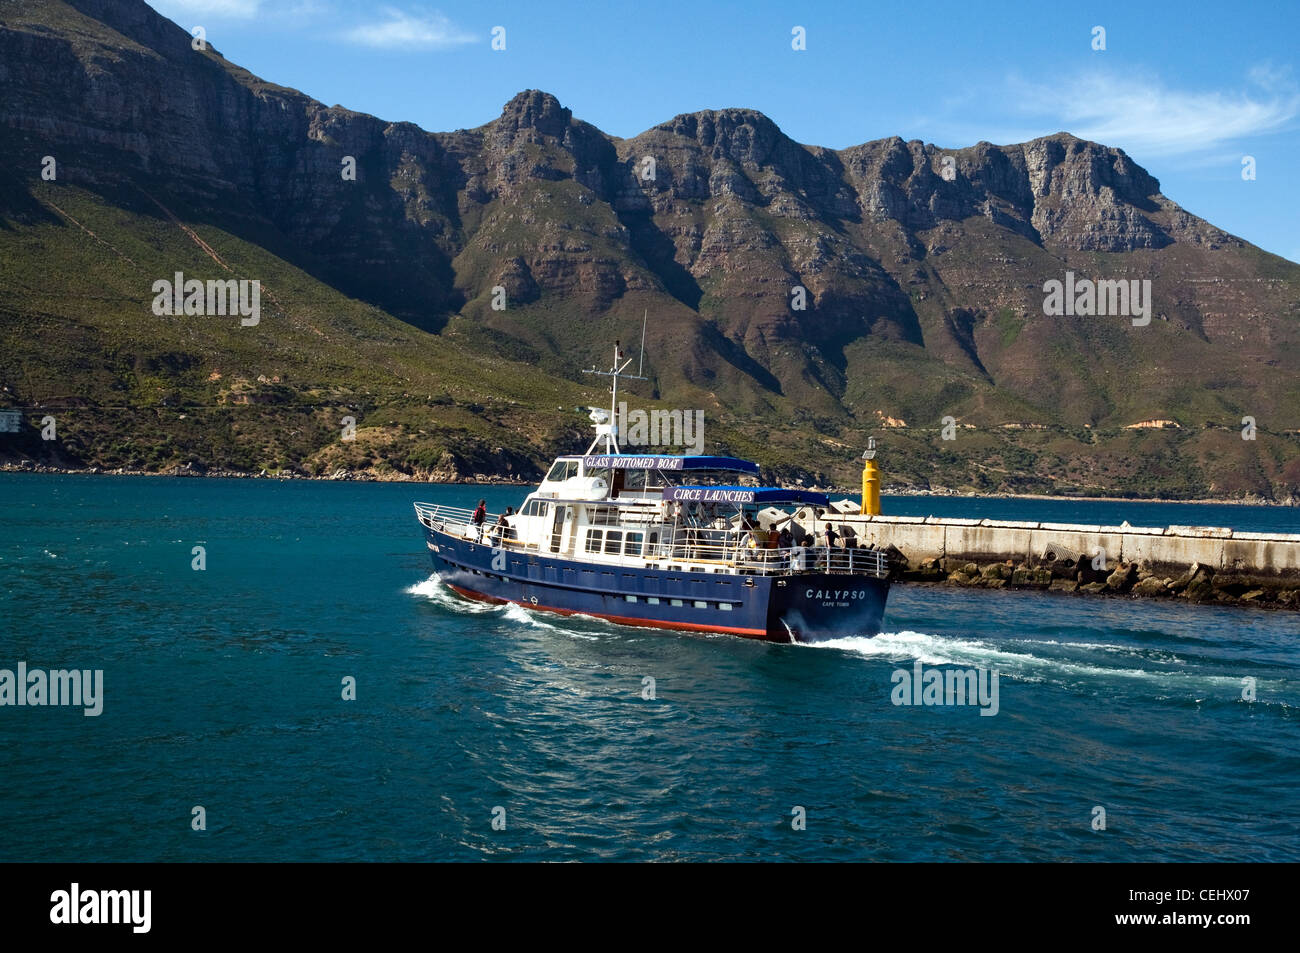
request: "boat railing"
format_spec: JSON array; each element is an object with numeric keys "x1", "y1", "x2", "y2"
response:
[
  {"x1": 414, "y1": 502, "x2": 479, "y2": 534},
  {"x1": 414, "y1": 502, "x2": 889, "y2": 578}
]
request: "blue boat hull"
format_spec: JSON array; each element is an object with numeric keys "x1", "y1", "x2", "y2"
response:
[{"x1": 423, "y1": 525, "x2": 889, "y2": 643}]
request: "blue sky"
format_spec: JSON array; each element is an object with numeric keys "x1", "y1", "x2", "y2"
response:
[{"x1": 148, "y1": 0, "x2": 1299, "y2": 262}]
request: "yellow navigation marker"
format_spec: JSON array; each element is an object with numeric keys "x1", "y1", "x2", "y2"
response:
[{"x1": 861, "y1": 438, "x2": 881, "y2": 516}]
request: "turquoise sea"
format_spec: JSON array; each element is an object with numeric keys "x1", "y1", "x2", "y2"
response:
[{"x1": 1, "y1": 474, "x2": 1296, "y2": 861}]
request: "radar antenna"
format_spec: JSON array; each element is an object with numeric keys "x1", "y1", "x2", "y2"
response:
[{"x1": 582, "y1": 340, "x2": 648, "y2": 454}]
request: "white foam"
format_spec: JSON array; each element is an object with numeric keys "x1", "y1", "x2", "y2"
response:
[
  {"x1": 407, "y1": 574, "x2": 603, "y2": 639},
  {"x1": 806, "y1": 629, "x2": 1256, "y2": 696},
  {"x1": 405, "y1": 574, "x2": 499, "y2": 613},
  {"x1": 806, "y1": 630, "x2": 953, "y2": 664},
  {"x1": 501, "y1": 602, "x2": 567, "y2": 631}
]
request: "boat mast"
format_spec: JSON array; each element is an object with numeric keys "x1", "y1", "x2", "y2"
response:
[{"x1": 582, "y1": 340, "x2": 648, "y2": 455}]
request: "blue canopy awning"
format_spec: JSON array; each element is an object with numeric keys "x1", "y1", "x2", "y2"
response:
[
  {"x1": 662, "y1": 485, "x2": 829, "y2": 506},
  {"x1": 580, "y1": 454, "x2": 759, "y2": 475}
]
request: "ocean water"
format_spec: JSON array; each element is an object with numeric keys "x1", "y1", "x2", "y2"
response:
[{"x1": 1, "y1": 474, "x2": 1296, "y2": 862}]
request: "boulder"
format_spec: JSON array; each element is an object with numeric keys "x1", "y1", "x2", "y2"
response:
[
  {"x1": 1211, "y1": 576, "x2": 1250, "y2": 598},
  {"x1": 1106, "y1": 563, "x2": 1139, "y2": 592},
  {"x1": 1132, "y1": 576, "x2": 1169, "y2": 597},
  {"x1": 1077, "y1": 558, "x2": 1111, "y2": 584},
  {"x1": 1183, "y1": 576, "x2": 1215, "y2": 603},
  {"x1": 1169, "y1": 562, "x2": 1207, "y2": 592}
]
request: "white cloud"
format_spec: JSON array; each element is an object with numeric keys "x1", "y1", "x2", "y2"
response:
[
  {"x1": 917, "y1": 68, "x2": 1300, "y2": 158},
  {"x1": 1009, "y1": 69, "x2": 1300, "y2": 157},
  {"x1": 148, "y1": 0, "x2": 262, "y2": 19},
  {"x1": 342, "y1": 7, "x2": 475, "y2": 50}
]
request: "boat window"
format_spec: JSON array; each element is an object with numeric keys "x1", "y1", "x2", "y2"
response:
[
  {"x1": 603, "y1": 531, "x2": 623, "y2": 554},
  {"x1": 624, "y1": 532, "x2": 644, "y2": 556},
  {"x1": 545, "y1": 460, "x2": 579, "y2": 482},
  {"x1": 592, "y1": 506, "x2": 619, "y2": 526},
  {"x1": 584, "y1": 529, "x2": 603, "y2": 551},
  {"x1": 520, "y1": 499, "x2": 544, "y2": 517}
]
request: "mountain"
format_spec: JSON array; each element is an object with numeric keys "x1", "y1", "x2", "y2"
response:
[{"x1": 2, "y1": 0, "x2": 1299, "y2": 498}]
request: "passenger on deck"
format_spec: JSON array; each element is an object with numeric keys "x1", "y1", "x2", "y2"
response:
[
  {"x1": 790, "y1": 536, "x2": 807, "y2": 571},
  {"x1": 472, "y1": 499, "x2": 487, "y2": 540},
  {"x1": 778, "y1": 526, "x2": 793, "y2": 550},
  {"x1": 821, "y1": 524, "x2": 839, "y2": 570},
  {"x1": 491, "y1": 509, "x2": 510, "y2": 544}
]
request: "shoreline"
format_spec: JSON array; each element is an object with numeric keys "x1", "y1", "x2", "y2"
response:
[{"x1": 1, "y1": 462, "x2": 1295, "y2": 507}]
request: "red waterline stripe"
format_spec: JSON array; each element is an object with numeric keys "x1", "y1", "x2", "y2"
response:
[{"x1": 446, "y1": 583, "x2": 772, "y2": 638}]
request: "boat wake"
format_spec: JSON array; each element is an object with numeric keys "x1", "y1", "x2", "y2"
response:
[
  {"x1": 808, "y1": 630, "x2": 1291, "y2": 706},
  {"x1": 406, "y1": 574, "x2": 499, "y2": 614},
  {"x1": 407, "y1": 574, "x2": 602, "y2": 639},
  {"x1": 409, "y1": 574, "x2": 1291, "y2": 706}
]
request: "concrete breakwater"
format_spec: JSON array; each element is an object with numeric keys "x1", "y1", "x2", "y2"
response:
[{"x1": 796, "y1": 504, "x2": 1300, "y2": 609}]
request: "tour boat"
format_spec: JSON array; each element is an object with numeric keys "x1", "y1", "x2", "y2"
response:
[{"x1": 413, "y1": 347, "x2": 890, "y2": 643}]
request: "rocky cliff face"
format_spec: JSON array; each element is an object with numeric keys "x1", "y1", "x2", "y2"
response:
[{"x1": 2, "y1": 0, "x2": 1299, "y2": 497}]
